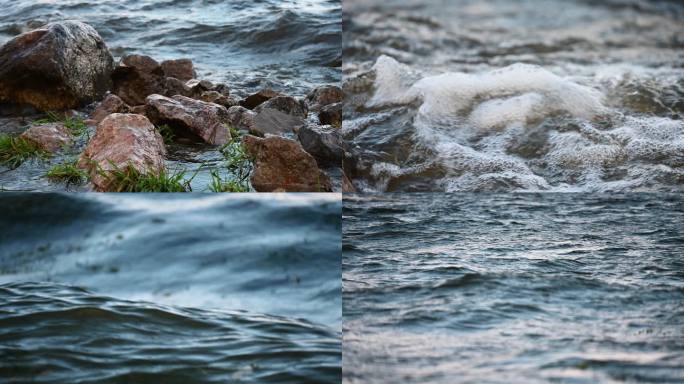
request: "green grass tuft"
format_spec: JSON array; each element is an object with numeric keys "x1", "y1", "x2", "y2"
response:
[
  {"x1": 226, "y1": 124, "x2": 240, "y2": 141},
  {"x1": 218, "y1": 138, "x2": 253, "y2": 191},
  {"x1": 208, "y1": 169, "x2": 249, "y2": 192},
  {"x1": 0, "y1": 134, "x2": 49, "y2": 168},
  {"x1": 34, "y1": 111, "x2": 88, "y2": 137},
  {"x1": 98, "y1": 162, "x2": 193, "y2": 192},
  {"x1": 46, "y1": 161, "x2": 87, "y2": 184}
]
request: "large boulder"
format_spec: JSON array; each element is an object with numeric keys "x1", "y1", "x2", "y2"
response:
[
  {"x1": 111, "y1": 54, "x2": 166, "y2": 106},
  {"x1": 297, "y1": 124, "x2": 345, "y2": 166},
  {"x1": 254, "y1": 95, "x2": 308, "y2": 118},
  {"x1": 306, "y1": 85, "x2": 343, "y2": 111},
  {"x1": 243, "y1": 135, "x2": 332, "y2": 192},
  {"x1": 0, "y1": 21, "x2": 114, "y2": 111},
  {"x1": 89, "y1": 94, "x2": 129, "y2": 124},
  {"x1": 20, "y1": 123, "x2": 73, "y2": 152},
  {"x1": 160, "y1": 59, "x2": 196, "y2": 82},
  {"x1": 78, "y1": 113, "x2": 166, "y2": 191},
  {"x1": 240, "y1": 89, "x2": 281, "y2": 110},
  {"x1": 145, "y1": 94, "x2": 231, "y2": 145}
]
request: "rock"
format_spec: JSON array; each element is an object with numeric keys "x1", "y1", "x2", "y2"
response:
[
  {"x1": 243, "y1": 135, "x2": 332, "y2": 192},
  {"x1": 306, "y1": 85, "x2": 343, "y2": 111},
  {"x1": 111, "y1": 54, "x2": 166, "y2": 105},
  {"x1": 163, "y1": 77, "x2": 192, "y2": 98},
  {"x1": 252, "y1": 108, "x2": 306, "y2": 136},
  {"x1": 254, "y1": 95, "x2": 308, "y2": 118},
  {"x1": 160, "y1": 59, "x2": 196, "y2": 82},
  {"x1": 78, "y1": 113, "x2": 166, "y2": 191},
  {"x1": 227, "y1": 106, "x2": 256, "y2": 132},
  {"x1": 319, "y1": 102, "x2": 342, "y2": 128},
  {"x1": 342, "y1": 172, "x2": 356, "y2": 192},
  {"x1": 240, "y1": 89, "x2": 281, "y2": 110},
  {"x1": 90, "y1": 94, "x2": 129, "y2": 124},
  {"x1": 186, "y1": 79, "x2": 213, "y2": 97},
  {"x1": 200, "y1": 91, "x2": 238, "y2": 108},
  {"x1": 0, "y1": 21, "x2": 114, "y2": 111},
  {"x1": 212, "y1": 83, "x2": 230, "y2": 96},
  {"x1": 20, "y1": 123, "x2": 73, "y2": 152},
  {"x1": 297, "y1": 124, "x2": 345, "y2": 166},
  {"x1": 129, "y1": 104, "x2": 150, "y2": 116},
  {"x1": 145, "y1": 94, "x2": 231, "y2": 145}
]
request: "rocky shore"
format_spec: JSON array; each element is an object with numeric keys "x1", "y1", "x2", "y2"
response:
[{"x1": 0, "y1": 21, "x2": 351, "y2": 192}]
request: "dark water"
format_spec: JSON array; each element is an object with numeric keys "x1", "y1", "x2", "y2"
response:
[
  {"x1": 343, "y1": 0, "x2": 684, "y2": 192},
  {"x1": 0, "y1": 193, "x2": 341, "y2": 383},
  {"x1": 0, "y1": 0, "x2": 341, "y2": 96},
  {"x1": 343, "y1": 194, "x2": 684, "y2": 383}
]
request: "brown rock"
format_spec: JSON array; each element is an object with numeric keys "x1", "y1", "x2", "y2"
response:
[
  {"x1": 160, "y1": 59, "x2": 196, "y2": 82},
  {"x1": 78, "y1": 113, "x2": 166, "y2": 191},
  {"x1": 145, "y1": 94, "x2": 231, "y2": 145},
  {"x1": 243, "y1": 135, "x2": 332, "y2": 192},
  {"x1": 254, "y1": 95, "x2": 308, "y2": 118},
  {"x1": 111, "y1": 54, "x2": 165, "y2": 105},
  {"x1": 227, "y1": 106, "x2": 256, "y2": 132},
  {"x1": 342, "y1": 172, "x2": 356, "y2": 193},
  {"x1": 20, "y1": 122, "x2": 73, "y2": 152},
  {"x1": 90, "y1": 94, "x2": 129, "y2": 124},
  {"x1": 186, "y1": 79, "x2": 213, "y2": 97},
  {"x1": 129, "y1": 105, "x2": 150, "y2": 116},
  {"x1": 163, "y1": 77, "x2": 192, "y2": 98},
  {"x1": 306, "y1": 85, "x2": 343, "y2": 111},
  {"x1": 319, "y1": 102, "x2": 342, "y2": 128},
  {"x1": 0, "y1": 21, "x2": 114, "y2": 111},
  {"x1": 200, "y1": 91, "x2": 238, "y2": 108},
  {"x1": 239, "y1": 89, "x2": 281, "y2": 110}
]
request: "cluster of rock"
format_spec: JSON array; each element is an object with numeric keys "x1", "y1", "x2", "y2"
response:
[{"x1": 0, "y1": 21, "x2": 352, "y2": 192}]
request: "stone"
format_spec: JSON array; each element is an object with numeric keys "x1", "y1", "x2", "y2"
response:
[
  {"x1": 243, "y1": 134, "x2": 332, "y2": 192},
  {"x1": 240, "y1": 89, "x2": 281, "y2": 110},
  {"x1": 111, "y1": 54, "x2": 167, "y2": 106},
  {"x1": 160, "y1": 58, "x2": 196, "y2": 82},
  {"x1": 128, "y1": 104, "x2": 150, "y2": 116},
  {"x1": 163, "y1": 77, "x2": 192, "y2": 98},
  {"x1": 319, "y1": 102, "x2": 342, "y2": 127},
  {"x1": 145, "y1": 94, "x2": 231, "y2": 145},
  {"x1": 0, "y1": 21, "x2": 114, "y2": 111},
  {"x1": 212, "y1": 83, "x2": 230, "y2": 96},
  {"x1": 306, "y1": 85, "x2": 343, "y2": 111},
  {"x1": 90, "y1": 94, "x2": 129, "y2": 124},
  {"x1": 186, "y1": 79, "x2": 213, "y2": 97},
  {"x1": 297, "y1": 124, "x2": 345, "y2": 166},
  {"x1": 77, "y1": 113, "x2": 166, "y2": 191},
  {"x1": 342, "y1": 172, "x2": 356, "y2": 192},
  {"x1": 251, "y1": 108, "x2": 306, "y2": 136},
  {"x1": 254, "y1": 95, "x2": 308, "y2": 118},
  {"x1": 20, "y1": 123, "x2": 73, "y2": 152},
  {"x1": 227, "y1": 106, "x2": 256, "y2": 132},
  {"x1": 200, "y1": 91, "x2": 238, "y2": 108}
]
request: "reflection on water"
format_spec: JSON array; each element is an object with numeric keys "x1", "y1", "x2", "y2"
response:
[
  {"x1": 0, "y1": 193, "x2": 342, "y2": 383},
  {"x1": 343, "y1": 193, "x2": 684, "y2": 383}
]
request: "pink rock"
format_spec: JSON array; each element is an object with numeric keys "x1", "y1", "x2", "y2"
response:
[
  {"x1": 160, "y1": 59, "x2": 196, "y2": 82},
  {"x1": 145, "y1": 94, "x2": 231, "y2": 145},
  {"x1": 243, "y1": 135, "x2": 332, "y2": 192},
  {"x1": 78, "y1": 113, "x2": 166, "y2": 191},
  {"x1": 20, "y1": 122, "x2": 73, "y2": 152},
  {"x1": 306, "y1": 85, "x2": 343, "y2": 111},
  {"x1": 89, "y1": 94, "x2": 129, "y2": 124}
]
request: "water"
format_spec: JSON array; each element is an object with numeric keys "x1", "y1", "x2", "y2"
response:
[
  {"x1": 0, "y1": 0, "x2": 341, "y2": 192},
  {"x1": 0, "y1": 193, "x2": 342, "y2": 383},
  {"x1": 343, "y1": 0, "x2": 684, "y2": 192},
  {"x1": 343, "y1": 193, "x2": 684, "y2": 383}
]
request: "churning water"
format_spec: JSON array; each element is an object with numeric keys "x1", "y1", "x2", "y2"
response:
[
  {"x1": 343, "y1": 0, "x2": 684, "y2": 192},
  {"x1": 343, "y1": 193, "x2": 684, "y2": 383},
  {"x1": 0, "y1": 193, "x2": 342, "y2": 383}
]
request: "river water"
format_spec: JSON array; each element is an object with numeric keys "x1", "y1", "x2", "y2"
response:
[
  {"x1": 343, "y1": 193, "x2": 684, "y2": 383},
  {"x1": 0, "y1": 0, "x2": 341, "y2": 192},
  {"x1": 343, "y1": 0, "x2": 684, "y2": 192},
  {"x1": 0, "y1": 193, "x2": 342, "y2": 383}
]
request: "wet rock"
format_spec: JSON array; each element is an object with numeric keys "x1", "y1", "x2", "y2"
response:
[
  {"x1": 111, "y1": 54, "x2": 165, "y2": 105},
  {"x1": 240, "y1": 89, "x2": 281, "y2": 110},
  {"x1": 78, "y1": 113, "x2": 166, "y2": 191},
  {"x1": 160, "y1": 58, "x2": 196, "y2": 82},
  {"x1": 254, "y1": 95, "x2": 308, "y2": 118},
  {"x1": 145, "y1": 94, "x2": 231, "y2": 145},
  {"x1": 90, "y1": 94, "x2": 129, "y2": 124},
  {"x1": 306, "y1": 85, "x2": 343, "y2": 111},
  {"x1": 342, "y1": 172, "x2": 356, "y2": 192},
  {"x1": 243, "y1": 135, "x2": 332, "y2": 192},
  {"x1": 200, "y1": 91, "x2": 238, "y2": 108},
  {"x1": 297, "y1": 124, "x2": 345, "y2": 166},
  {"x1": 227, "y1": 106, "x2": 256, "y2": 132},
  {"x1": 252, "y1": 108, "x2": 306, "y2": 136},
  {"x1": 318, "y1": 102, "x2": 342, "y2": 127},
  {"x1": 163, "y1": 77, "x2": 192, "y2": 98},
  {"x1": 20, "y1": 123, "x2": 73, "y2": 152},
  {"x1": 0, "y1": 21, "x2": 114, "y2": 111}
]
